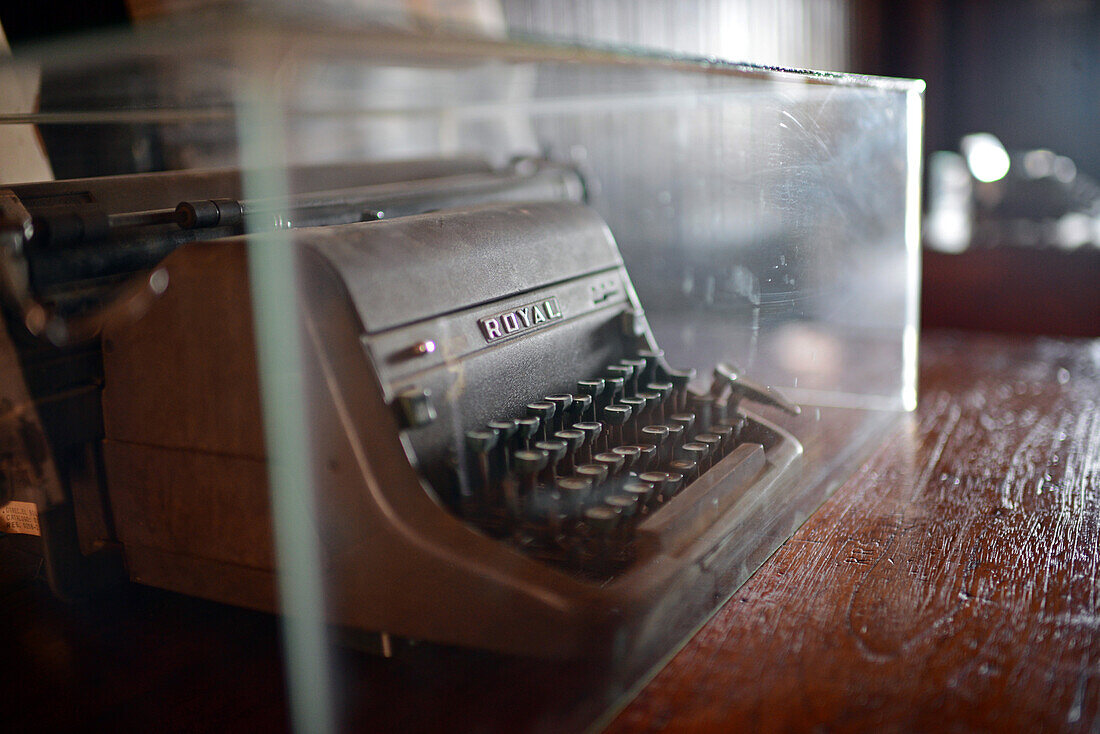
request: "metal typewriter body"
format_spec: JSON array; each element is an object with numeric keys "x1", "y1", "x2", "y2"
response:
[{"x1": 2, "y1": 159, "x2": 802, "y2": 661}]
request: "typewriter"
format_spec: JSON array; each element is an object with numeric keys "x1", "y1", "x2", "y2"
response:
[{"x1": 1, "y1": 156, "x2": 801, "y2": 661}]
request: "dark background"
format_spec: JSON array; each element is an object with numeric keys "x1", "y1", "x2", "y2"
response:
[{"x1": 857, "y1": 0, "x2": 1100, "y2": 179}]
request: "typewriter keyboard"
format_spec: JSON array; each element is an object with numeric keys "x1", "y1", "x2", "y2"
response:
[{"x1": 453, "y1": 351, "x2": 799, "y2": 580}]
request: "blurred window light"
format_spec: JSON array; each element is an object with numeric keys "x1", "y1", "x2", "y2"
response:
[
  {"x1": 924, "y1": 151, "x2": 973, "y2": 252},
  {"x1": 1023, "y1": 149, "x2": 1055, "y2": 178},
  {"x1": 501, "y1": 0, "x2": 851, "y2": 71},
  {"x1": 1055, "y1": 212, "x2": 1093, "y2": 250},
  {"x1": 1053, "y1": 155, "x2": 1077, "y2": 184},
  {"x1": 962, "y1": 133, "x2": 1011, "y2": 183},
  {"x1": 925, "y1": 209, "x2": 972, "y2": 253}
]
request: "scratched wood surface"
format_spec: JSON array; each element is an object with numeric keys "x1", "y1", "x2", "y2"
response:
[
  {"x1": 3, "y1": 331, "x2": 1098, "y2": 732},
  {"x1": 609, "y1": 331, "x2": 1100, "y2": 733}
]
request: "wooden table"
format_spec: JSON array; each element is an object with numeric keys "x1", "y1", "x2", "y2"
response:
[
  {"x1": 611, "y1": 331, "x2": 1100, "y2": 733},
  {"x1": 4, "y1": 330, "x2": 1098, "y2": 732}
]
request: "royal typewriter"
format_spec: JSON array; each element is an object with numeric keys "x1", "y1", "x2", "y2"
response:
[{"x1": 1, "y1": 155, "x2": 804, "y2": 661}]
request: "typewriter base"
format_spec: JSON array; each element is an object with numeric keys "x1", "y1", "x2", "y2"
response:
[{"x1": 104, "y1": 409, "x2": 801, "y2": 668}]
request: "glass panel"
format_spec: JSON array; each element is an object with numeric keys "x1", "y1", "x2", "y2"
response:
[{"x1": 0, "y1": 13, "x2": 920, "y2": 730}]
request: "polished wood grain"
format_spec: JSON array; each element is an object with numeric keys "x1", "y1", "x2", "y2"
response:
[
  {"x1": 609, "y1": 331, "x2": 1100, "y2": 732},
  {"x1": 3, "y1": 331, "x2": 1097, "y2": 732}
]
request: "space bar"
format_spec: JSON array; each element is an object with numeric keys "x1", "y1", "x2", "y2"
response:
[{"x1": 634, "y1": 442, "x2": 766, "y2": 558}]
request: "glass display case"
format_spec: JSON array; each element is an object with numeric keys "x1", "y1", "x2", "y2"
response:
[{"x1": 0, "y1": 8, "x2": 922, "y2": 730}]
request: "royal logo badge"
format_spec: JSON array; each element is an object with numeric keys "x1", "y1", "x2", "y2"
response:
[{"x1": 478, "y1": 297, "x2": 563, "y2": 343}]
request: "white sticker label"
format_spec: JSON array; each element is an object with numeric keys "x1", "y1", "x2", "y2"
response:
[{"x1": 0, "y1": 500, "x2": 40, "y2": 536}]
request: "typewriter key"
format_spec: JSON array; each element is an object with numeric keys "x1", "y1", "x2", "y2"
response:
[
  {"x1": 605, "y1": 494, "x2": 636, "y2": 520},
  {"x1": 513, "y1": 449, "x2": 549, "y2": 521},
  {"x1": 465, "y1": 429, "x2": 498, "y2": 454},
  {"x1": 611, "y1": 445, "x2": 641, "y2": 474},
  {"x1": 639, "y1": 425, "x2": 670, "y2": 465},
  {"x1": 620, "y1": 482, "x2": 649, "y2": 513},
  {"x1": 635, "y1": 391, "x2": 659, "y2": 424},
  {"x1": 514, "y1": 417, "x2": 540, "y2": 452},
  {"x1": 488, "y1": 419, "x2": 518, "y2": 439},
  {"x1": 706, "y1": 424, "x2": 734, "y2": 454},
  {"x1": 544, "y1": 395, "x2": 573, "y2": 434},
  {"x1": 603, "y1": 376, "x2": 625, "y2": 408},
  {"x1": 605, "y1": 496, "x2": 637, "y2": 543},
  {"x1": 556, "y1": 476, "x2": 592, "y2": 521},
  {"x1": 534, "y1": 440, "x2": 567, "y2": 484},
  {"x1": 637, "y1": 348, "x2": 664, "y2": 385},
  {"x1": 593, "y1": 452, "x2": 626, "y2": 478},
  {"x1": 553, "y1": 429, "x2": 584, "y2": 474},
  {"x1": 664, "y1": 423, "x2": 685, "y2": 459},
  {"x1": 695, "y1": 433, "x2": 722, "y2": 470},
  {"x1": 669, "y1": 413, "x2": 695, "y2": 440},
  {"x1": 526, "y1": 402, "x2": 556, "y2": 442},
  {"x1": 572, "y1": 421, "x2": 602, "y2": 464},
  {"x1": 633, "y1": 443, "x2": 657, "y2": 473},
  {"x1": 601, "y1": 404, "x2": 632, "y2": 450},
  {"x1": 689, "y1": 393, "x2": 715, "y2": 438},
  {"x1": 566, "y1": 394, "x2": 591, "y2": 425},
  {"x1": 618, "y1": 397, "x2": 646, "y2": 443},
  {"x1": 465, "y1": 430, "x2": 499, "y2": 503},
  {"x1": 646, "y1": 382, "x2": 673, "y2": 424},
  {"x1": 678, "y1": 442, "x2": 708, "y2": 474},
  {"x1": 488, "y1": 419, "x2": 519, "y2": 475},
  {"x1": 514, "y1": 448, "x2": 548, "y2": 478},
  {"x1": 668, "y1": 458, "x2": 699, "y2": 484},
  {"x1": 576, "y1": 380, "x2": 605, "y2": 422},
  {"x1": 619, "y1": 359, "x2": 646, "y2": 397},
  {"x1": 605, "y1": 365, "x2": 633, "y2": 397},
  {"x1": 637, "y1": 471, "x2": 669, "y2": 509},
  {"x1": 665, "y1": 367, "x2": 696, "y2": 413},
  {"x1": 661, "y1": 472, "x2": 684, "y2": 502},
  {"x1": 575, "y1": 463, "x2": 609, "y2": 491}
]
